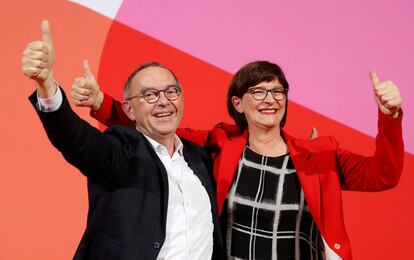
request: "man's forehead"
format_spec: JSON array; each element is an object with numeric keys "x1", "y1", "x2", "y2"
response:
[{"x1": 133, "y1": 66, "x2": 177, "y2": 87}]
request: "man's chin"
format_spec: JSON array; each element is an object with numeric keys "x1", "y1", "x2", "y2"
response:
[{"x1": 155, "y1": 127, "x2": 177, "y2": 137}]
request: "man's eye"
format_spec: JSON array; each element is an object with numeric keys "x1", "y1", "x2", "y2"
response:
[
  {"x1": 144, "y1": 91, "x2": 157, "y2": 98},
  {"x1": 166, "y1": 89, "x2": 177, "y2": 94}
]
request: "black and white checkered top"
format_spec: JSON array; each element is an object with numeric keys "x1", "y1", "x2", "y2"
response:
[{"x1": 221, "y1": 146, "x2": 325, "y2": 259}]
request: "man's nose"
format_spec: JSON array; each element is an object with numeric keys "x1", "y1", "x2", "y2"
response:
[{"x1": 157, "y1": 91, "x2": 169, "y2": 104}]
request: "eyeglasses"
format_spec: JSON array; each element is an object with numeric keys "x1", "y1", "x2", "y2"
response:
[
  {"x1": 246, "y1": 87, "x2": 287, "y2": 101},
  {"x1": 126, "y1": 85, "x2": 182, "y2": 104}
]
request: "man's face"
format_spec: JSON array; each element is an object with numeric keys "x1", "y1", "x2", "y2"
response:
[{"x1": 124, "y1": 66, "x2": 183, "y2": 141}]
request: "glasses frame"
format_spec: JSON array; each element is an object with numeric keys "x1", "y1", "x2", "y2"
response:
[
  {"x1": 246, "y1": 87, "x2": 287, "y2": 101},
  {"x1": 126, "y1": 85, "x2": 182, "y2": 104}
]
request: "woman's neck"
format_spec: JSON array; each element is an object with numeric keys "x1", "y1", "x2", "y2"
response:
[{"x1": 247, "y1": 125, "x2": 288, "y2": 157}]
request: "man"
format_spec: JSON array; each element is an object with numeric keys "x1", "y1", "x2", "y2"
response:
[{"x1": 22, "y1": 20, "x2": 223, "y2": 260}]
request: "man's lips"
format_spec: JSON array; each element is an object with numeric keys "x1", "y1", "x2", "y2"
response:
[{"x1": 154, "y1": 112, "x2": 173, "y2": 118}]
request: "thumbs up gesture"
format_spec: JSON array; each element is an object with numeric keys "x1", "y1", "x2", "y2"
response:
[
  {"x1": 71, "y1": 60, "x2": 103, "y2": 111},
  {"x1": 370, "y1": 70, "x2": 402, "y2": 118},
  {"x1": 22, "y1": 20, "x2": 56, "y2": 96}
]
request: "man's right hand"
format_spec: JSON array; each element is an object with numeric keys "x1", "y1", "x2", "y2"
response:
[
  {"x1": 22, "y1": 20, "x2": 56, "y2": 98},
  {"x1": 71, "y1": 60, "x2": 103, "y2": 112}
]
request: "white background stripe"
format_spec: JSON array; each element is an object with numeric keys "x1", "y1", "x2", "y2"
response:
[{"x1": 69, "y1": 0, "x2": 124, "y2": 19}]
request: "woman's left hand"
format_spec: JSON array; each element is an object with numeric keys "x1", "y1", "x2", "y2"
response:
[{"x1": 370, "y1": 70, "x2": 402, "y2": 118}]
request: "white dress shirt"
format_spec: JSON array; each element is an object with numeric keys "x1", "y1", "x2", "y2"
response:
[
  {"x1": 144, "y1": 135, "x2": 213, "y2": 260},
  {"x1": 37, "y1": 88, "x2": 214, "y2": 260}
]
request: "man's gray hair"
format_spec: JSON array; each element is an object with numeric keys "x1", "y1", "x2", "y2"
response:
[{"x1": 123, "y1": 62, "x2": 180, "y2": 99}]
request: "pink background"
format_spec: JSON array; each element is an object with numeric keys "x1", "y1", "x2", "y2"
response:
[{"x1": 116, "y1": 0, "x2": 414, "y2": 153}]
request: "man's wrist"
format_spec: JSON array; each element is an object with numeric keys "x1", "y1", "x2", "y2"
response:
[
  {"x1": 36, "y1": 74, "x2": 57, "y2": 98},
  {"x1": 92, "y1": 90, "x2": 104, "y2": 112},
  {"x1": 37, "y1": 84, "x2": 62, "y2": 112}
]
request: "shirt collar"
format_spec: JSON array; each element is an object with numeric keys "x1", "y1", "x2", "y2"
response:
[{"x1": 138, "y1": 128, "x2": 184, "y2": 156}]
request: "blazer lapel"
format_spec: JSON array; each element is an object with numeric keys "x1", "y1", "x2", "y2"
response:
[
  {"x1": 215, "y1": 132, "x2": 248, "y2": 215},
  {"x1": 139, "y1": 134, "x2": 170, "y2": 233},
  {"x1": 182, "y1": 142, "x2": 220, "y2": 227},
  {"x1": 183, "y1": 144, "x2": 214, "y2": 194},
  {"x1": 284, "y1": 130, "x2": 322, "y2": 225}
]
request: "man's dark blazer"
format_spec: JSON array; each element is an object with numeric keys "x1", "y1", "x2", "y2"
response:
[{"x1": 29, "y1": 89, "x2": 224, "y2": 260}]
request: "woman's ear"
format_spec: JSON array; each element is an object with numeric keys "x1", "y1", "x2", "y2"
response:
[
  {"x1": 122, "y1": 101, "x2": 136, "y2": 122},
  {"x1": 231, "y1": 96, "x2": 244, "y2": 113}
]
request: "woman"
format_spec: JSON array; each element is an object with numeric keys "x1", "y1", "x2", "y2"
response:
[{"x1": 72, "y1": 61, "x2": 404, "y2": 260}]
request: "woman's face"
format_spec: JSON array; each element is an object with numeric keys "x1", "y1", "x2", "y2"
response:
[{"x1": 232, "y1": 79, "x2": 286, "y2": 131}]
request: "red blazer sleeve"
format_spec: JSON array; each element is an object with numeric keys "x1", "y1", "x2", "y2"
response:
[
  {"x1": 339, "y1": 110, "x2": 404, "y2": 191},
  {"x1": 176, "y1": 128, "x2": 211, "y2": 147},
  {"x1": 90, "y1": 92, "x2": 134, "y2": 127},
  {"x1": 177, "y1": 123, "x2": 242, "y2": 149}
]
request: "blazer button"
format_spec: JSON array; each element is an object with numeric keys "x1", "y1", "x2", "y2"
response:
[
  {"x1": 334, "y1": 243, "x2": 341, "y2": 250},
  {"x1": 153, "y1": 242, "x2": 160, "y2": 249}
]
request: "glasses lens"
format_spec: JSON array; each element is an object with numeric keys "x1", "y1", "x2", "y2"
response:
[
  {"x1": 143, "y1": 90, "x2": 159, "y2": 103},
  {"x1": 249, "y1": 87, "x2": 286, "y2": 101},
  {"x1": 271, "y1": 89, "x2": 285, "y2": 100},
  {"x1": 251, "y1": 88, "x2": 266, "y2": 100},
  {"x1": 165, "y1": 86, "x2": 180, "y2": 100},
  {"x1": 141, "y1": 86, "x2": 181, "y2": 103}
]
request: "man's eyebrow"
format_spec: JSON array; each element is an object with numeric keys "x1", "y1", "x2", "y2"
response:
[
  {"x1": 140, "y1": 84, "x2": 180, "y2": 92},
  {"x1": 139, "y1": 87, "x2": 157, "y2": 92}
]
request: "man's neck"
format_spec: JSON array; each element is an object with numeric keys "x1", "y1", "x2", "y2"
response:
[
  {"x1": 157, "y1": 136, "x2": 176, "y2": 157},
  {"x1": 137, "y1": 127, "x2": 177, "y2": 157}
]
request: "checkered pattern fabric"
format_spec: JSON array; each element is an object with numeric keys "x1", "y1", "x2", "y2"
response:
[{"x1": 222, "y1": 146, "x2": 324, "y2": 260}]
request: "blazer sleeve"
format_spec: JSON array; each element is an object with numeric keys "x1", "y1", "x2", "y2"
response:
[
  {"x1": 338, "y1": 110, "x2": 404, "y2": 191},
  {"x1": 91, "y1": 92, "x2": 134, "y2": 127},
  {"x1": 29, "y1": 88, "x2": 126, "y2": 185},
  {"x1": 176, "y1": 128, "x2": 211, "y2": 148},
  {"x1": 176, "y1": 122, "x2": 242, "y2": 149}
]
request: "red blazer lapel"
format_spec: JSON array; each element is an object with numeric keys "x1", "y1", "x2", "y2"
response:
[
  {"x1": 283, "y1": 130, "x2": 322, "y2": 226},
  {"x1": 215, "y1": 131, "x2": 248, "y2": 215},
  {"x1": 214, "y1": 128, "x2": 323, "y2": 224}
]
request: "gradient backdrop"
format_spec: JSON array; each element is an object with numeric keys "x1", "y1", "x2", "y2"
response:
[{"x1": 1, "y1": 0, "x2": 413, "y2": 259}]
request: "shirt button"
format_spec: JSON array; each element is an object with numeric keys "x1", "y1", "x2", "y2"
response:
[
  {"x1": 334, "y1": 243, "x2": 341, "y2": 250},
  {"x1": 153, "y1": 242, "x2": 160, "y2": 249}
]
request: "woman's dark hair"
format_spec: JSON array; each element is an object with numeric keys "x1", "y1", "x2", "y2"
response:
[{"x1": 227, "y1": 61, "x2": 289, "y2": 131}]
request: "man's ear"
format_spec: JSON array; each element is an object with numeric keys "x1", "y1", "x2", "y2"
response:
[
  {"x1": 122, "y1": 101, "x2": 136, "y2": 121},
  {"x1": 231, "y1": 96, "x2": 243, "y2": 113}
]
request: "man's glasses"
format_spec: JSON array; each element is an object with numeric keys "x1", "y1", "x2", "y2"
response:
[
  {"x1": 126, "y1": 85, "x2": 182, "y2": 104},
  {"x1": 246, "y1": 87, "x2": 287, "y2": 101}
]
